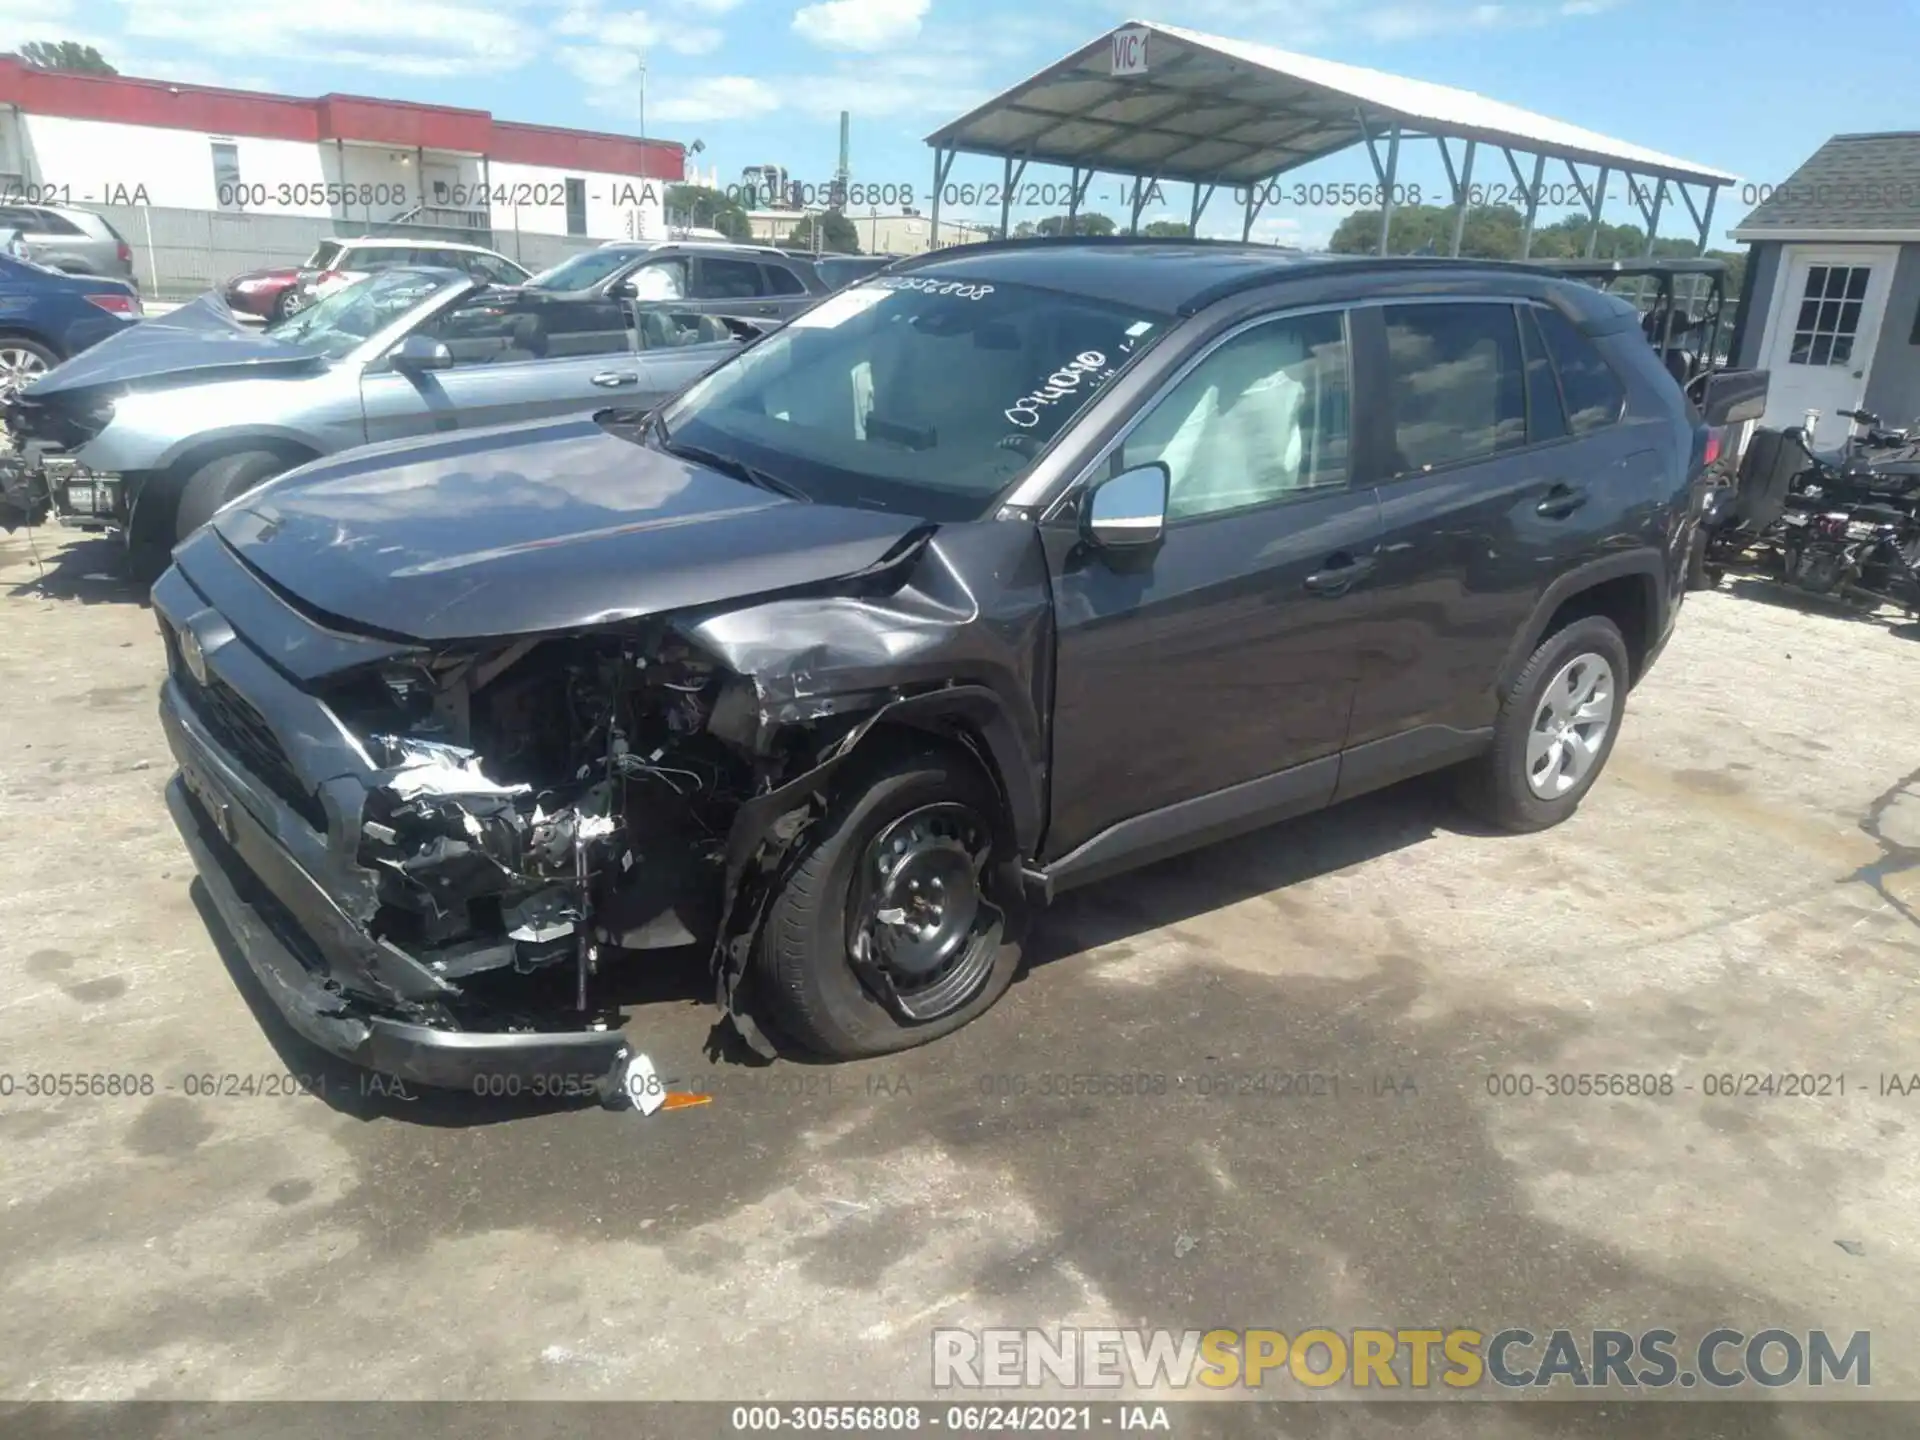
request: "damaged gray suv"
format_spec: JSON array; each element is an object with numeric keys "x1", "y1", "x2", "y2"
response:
[{"x1": 155, "y1": 238, "x2": 1723, "y2": 1090}]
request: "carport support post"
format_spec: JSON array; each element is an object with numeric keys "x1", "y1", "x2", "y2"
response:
[
  {"x1": 1519, "y1": 153, "x2": 1545, "y2": 259},
  {"x1": 1584, "y1": 165, "x2": 1611, "y2": 258},
  {"x1": 1128, "y1": 174, "x2": 1157, "y2": 234},
  {"x1": 1189, "y1": 181, "x2": 1214, "y2": 235},
  {"x1": 1695, "y1": 183, "x2": 1718, "y2": 256},
  {"x1": 998, "y1": 154, "x2": 1026, "y2": 240},
  {"x1": 928, "y1": 147, "x2": 955, "y2": 247},
  {"x1": 1376, "y1": 123, "x2": 1401, "y2": 255},
  {"x1": 1639, "y1": 176, "x2": 1667, "y2": 256},
  {"x1": 1240, "y1": 179, "x2": 1269, "y2": 242},
  {"x1": 1448, "y1": 138, "x2": 1477, "y2": 257}
]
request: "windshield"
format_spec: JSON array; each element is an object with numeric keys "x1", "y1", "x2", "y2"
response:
[
  {"x1": 264, "y1": 268, "x2": 460, "y2": 359},
  {"x1": 525, "y1": 247, "x2": 651, "y2": 291},
  {"x1": 651, "y1": 276, "x2": 1166, "y2": 520}
]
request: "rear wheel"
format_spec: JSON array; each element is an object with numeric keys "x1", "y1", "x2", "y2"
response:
[
  {"x1": 753, "y1": 743, "x2": 1020, "y2": 1058},
  {"x1": 1458, "y1": 615, "x2": 1631, "y2": 833}
]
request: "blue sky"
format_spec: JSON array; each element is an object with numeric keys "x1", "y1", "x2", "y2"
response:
[{"x1": 7, "y1": 0, "x2": 1918, "y2": 246}]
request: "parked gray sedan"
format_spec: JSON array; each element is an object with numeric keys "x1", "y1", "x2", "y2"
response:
[{"x1": 1, "y1": 266, "x2": 762, "y2": 575}]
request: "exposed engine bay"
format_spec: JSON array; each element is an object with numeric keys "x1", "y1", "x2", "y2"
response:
[{"x1": 331, "y1": 627, "x2": 780, "y2": 1038}]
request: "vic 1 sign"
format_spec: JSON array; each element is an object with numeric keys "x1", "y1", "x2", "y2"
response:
[{"x1": 1110, "y1": 27, "x2": 1149, "y2": 76}]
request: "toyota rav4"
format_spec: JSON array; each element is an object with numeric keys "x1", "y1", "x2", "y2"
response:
[{"x1": 152, "y1": 239, "x2": 1751, "y2": 1092}]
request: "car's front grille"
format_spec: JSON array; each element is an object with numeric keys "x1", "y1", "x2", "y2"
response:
[{"x1": 166, "y1": 626, "x2": 327, "y2": 832}]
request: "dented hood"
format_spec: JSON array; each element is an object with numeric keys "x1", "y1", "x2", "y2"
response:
[
  {"x1": 21, "y1": 293, "x2": 327, "y2": 397},
  {"x1": 210, "y1": 415, "x2": 927, "y2": 642}
]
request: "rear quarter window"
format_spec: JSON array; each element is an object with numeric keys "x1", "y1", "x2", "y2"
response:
[{"x1": 1534, "y1": 304, "x2": 1627, "y2": 435}]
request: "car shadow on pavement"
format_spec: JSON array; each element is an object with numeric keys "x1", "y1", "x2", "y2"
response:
[
  {"x1": 190, "y1": 882, "x2": 634, "y2": 1127},
  {"x1": 188, "y1": 770, "x2": 1497, "y2": 1126},
  {"x1": 2, "y1": 530, "x2": 146, "y2": 606},
  {"x1": 1723, "y1": 575, "x2": 1914, "y2": 633}
]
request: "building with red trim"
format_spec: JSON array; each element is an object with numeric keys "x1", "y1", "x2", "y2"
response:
[{"x1": 0, "y1": 57, "x2": 685, "y2": 240}]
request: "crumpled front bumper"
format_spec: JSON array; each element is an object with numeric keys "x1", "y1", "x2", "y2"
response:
[{"x1": 154, "y1": 560, "x2": 636, "y2": 1092}]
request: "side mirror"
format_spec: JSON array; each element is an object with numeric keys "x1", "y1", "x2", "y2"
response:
[
  {"x1": 1699, "y1": 367, "x2": 1768, "y2": 427},
  {"x1": 390, "y1": 334, "x2": 453, "y2": 374},
  {"x1": 1083, "y1": 462, "x2": 1170, "y2": 550},
  {"x1": 607, "y1": 277, "x2": 638, "y2": 301}
]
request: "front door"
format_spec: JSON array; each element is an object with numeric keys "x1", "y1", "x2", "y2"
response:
[
  {"x1": 1044, "y1": 306, "x2": 1381, "y2": 862},
  {"x1": 1759, "y1": 246, "x2": 1898, "y2": 446},
  {"x1": 359, "y1": 292, "x2": 718, "y2": 444}
]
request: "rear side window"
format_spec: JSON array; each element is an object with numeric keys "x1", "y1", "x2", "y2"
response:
[
  {"x1": 1382, "y1": 302, "x2": 1527, "y2": 474},
  {"x1": 1534, "y1": 304, "x2": 1626, "y2": 434},
  {"x1": 762, "y1": 263, "x2": 807, "y2": 296},
  {"x1": 698, "y1": 257, "x2": 765, "y2": 299},
  {"x1": 1519, "y1": 307, "x2": 1569, "y2": 444},
  {"x1": 29, "y1": 209, "x2": 82, "y2": 236}
]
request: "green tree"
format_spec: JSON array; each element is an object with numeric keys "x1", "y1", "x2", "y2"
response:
[
  {"x1": 663, "y1": 184, "x2": 751, "y2": 241},
  {"x1": 1142, "y1": 220, "x2": 1192, "y2": 237},
  {"x1": 1035, "y1": 211, "x2": 1116, "y2": 237},
  {"x1": 19, "y1": 41, "x2": 115, "y2": 74},
  {"x1": 783, "y1": 209, "x2": 861, "y2": 254}
]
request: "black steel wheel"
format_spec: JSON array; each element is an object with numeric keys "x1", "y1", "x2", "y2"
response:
[{"x1": 753, "y1": 741, "x2": 1020, "y2": 1058}]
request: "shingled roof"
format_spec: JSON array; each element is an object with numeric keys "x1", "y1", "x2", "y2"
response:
[{"x1": 1731, "y1": 132, "x2": 1920, "y2": 239}]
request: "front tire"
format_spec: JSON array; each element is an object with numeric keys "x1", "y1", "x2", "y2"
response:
[
  {"x1": 0, "y1": 336, "x2": 57, "y2": 401},
  {"x1": 1459, "y1": 615, "x2": 1631, "y2": 833},
  {"x1": 173, "y1": 449, "x2": 291, "y2": 542},
  {"x1": 753, "y1": 742, "x2": 1020, "y2": 1058}
]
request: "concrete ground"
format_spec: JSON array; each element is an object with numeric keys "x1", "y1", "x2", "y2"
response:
[{"x1": 1, "y1": 527, "x2": 1918, "y2": 1437}]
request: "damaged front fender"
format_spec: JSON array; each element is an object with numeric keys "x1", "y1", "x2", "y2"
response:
[{"x1": 683, "y1": 521, "x2": 1057, "y2": 1054}]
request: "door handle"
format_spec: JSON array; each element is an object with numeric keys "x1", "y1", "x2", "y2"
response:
[
  {"x1": 1536, "y1": 483, "x2": 1587, "y2": 519},
  {"x1": 591, "y1": 371, "x2": 640, "y2": 387},
  {"x1": 1303, "y1": 552, "x2": 1376, "y2": 595}
]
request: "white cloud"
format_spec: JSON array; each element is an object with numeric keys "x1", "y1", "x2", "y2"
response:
[
  {"x1": 553, "y1": 3, "x2": 724, "y2": 55},
  {"x1": 113, "y1": 0, "x2": 528, "y2": 77},
  {"x1": 791, "y1": 0, "x2": 929, "y2": 52},
  {"x1": 649, "y1": 75, "x2": 783, "y2": 123}
]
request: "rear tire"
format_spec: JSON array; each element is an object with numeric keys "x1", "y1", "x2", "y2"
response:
[
  {"x1": 173, "y1": 450, "x2": 290, "y2": 542},
  {"x1": 1458, "y1": 615, "x2": 1631, "y2": 833},
  {"x1": 753, "y1": 742, "x2": 1020, "y2": 1059}
]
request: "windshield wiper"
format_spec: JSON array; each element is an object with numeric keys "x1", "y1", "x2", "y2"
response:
[{"x1": 657, "y1": 429, "x2": 807, "y2": 501}]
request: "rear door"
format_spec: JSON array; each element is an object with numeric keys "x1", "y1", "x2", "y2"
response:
[
  {"x1": 1340, "y1": 298, "x2": 1623, "y2": 783},
  {"x1": 692, "y1": 255, "x2": 779, "y2": 319},
  {"x1": 1044, "y1": 305, "x2": 1382, "y2": 862}
]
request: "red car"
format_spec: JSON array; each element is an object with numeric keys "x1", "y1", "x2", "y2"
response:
[{"x1": 220, "y1": 265, "x2": 304, "y2": 321}]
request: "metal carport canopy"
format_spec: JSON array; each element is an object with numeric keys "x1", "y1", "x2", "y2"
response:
[{"x1": 923, "y1": 19, "x2": 1736, "y2": 255}]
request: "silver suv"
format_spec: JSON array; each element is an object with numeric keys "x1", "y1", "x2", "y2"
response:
[{"x1": 0, "y1": 202, "x2": 135, "y2": 284}]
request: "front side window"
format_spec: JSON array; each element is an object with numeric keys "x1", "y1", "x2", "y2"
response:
[
  {"x1": 1121, "y1": 310, "x2": 1351, "y2": 521},
  {"x1": 421, "y1": 294, "x2": 631, "y2": 362},
  {"x1": 651, "y1": 276, "x2": 1166, "y2": 520},
  {"x1": 1534, "y1": 304, "x2": 1626, "y2": 434},
  {"x1": 1383, "y1": 302, "x2": 1527, "y2": 474},
  {"x1": 626, "y1": 258, "x2": 686, "y2": 301}
]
